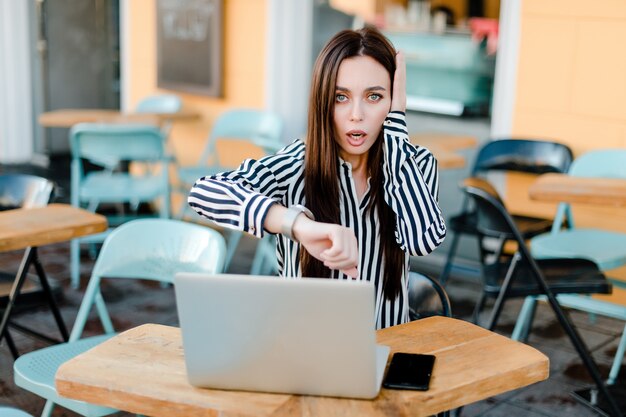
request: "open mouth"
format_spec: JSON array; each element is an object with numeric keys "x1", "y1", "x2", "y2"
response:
[{"x1": 346, "y1": 131, "x2": 367, "y2": 146}]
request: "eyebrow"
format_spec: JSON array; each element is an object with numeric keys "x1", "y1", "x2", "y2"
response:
[{"x1": 336, "y1": 86, "x2": 387, "y2": 92}]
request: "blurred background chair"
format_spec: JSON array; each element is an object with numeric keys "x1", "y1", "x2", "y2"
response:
[
  {"x1": 408, "y1": 271, "x2": 452, "y2": 320},
  {"x1": 177, "y1": 109, "x2": 283, "y2": 272},
  {"x1": 461, "y1": 177, "x2": 611, "y2": 325},
  {"x1": 0, "y1": 174, "x2": 54, "y2": 211},
  {"x1": 0, "y1": 406, "x2": 35, "y2": 417},
  {"x1": 135, "y1": 94, "x2": 182, "y2": 114},
  {"x1": 440, "y1": 139, "x2": 574, "y2": 286},
  {"x1": 69, "y1": 123, "x2": 170, "y2": 288},
  {"x1": 14, "y1": 218, "x2": 227, "y2": 417},
  {"x1": 514, "y1": 149, "x2": 626, "y2": 385},
  {"x1": 135, "y1": 93, "x2": 182, "y2": 139},
  {"x1": 0, "y1": 174, "x2": 67, "y2": 359},
  {"x1": 460, "y1": 177, "x2": 622, "y2": 415}
]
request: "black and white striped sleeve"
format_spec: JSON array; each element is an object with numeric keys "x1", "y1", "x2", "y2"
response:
[
  {"x1": 382, "y1": 111, "x2": 447, "y2": 256},
  {"x1": 187, "y1": 140, "x2": 304, "y2": 239}
]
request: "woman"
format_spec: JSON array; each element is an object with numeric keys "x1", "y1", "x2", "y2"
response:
[{"x1": 189, "y1": 27, "x2": 446, "y2": 329}]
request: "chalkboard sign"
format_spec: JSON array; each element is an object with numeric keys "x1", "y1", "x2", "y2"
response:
[{"x1": 156, "y1": 0, "x2": 223, "y2": 97}]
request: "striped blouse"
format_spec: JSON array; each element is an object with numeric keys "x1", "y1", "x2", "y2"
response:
[{"x1": 188, "y1": 111, "x2": 446, "y2": 329}]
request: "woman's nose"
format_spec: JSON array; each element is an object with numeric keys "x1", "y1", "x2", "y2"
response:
[{"x1": 350, "y1": 103, "x2": 363, "y2": 122}]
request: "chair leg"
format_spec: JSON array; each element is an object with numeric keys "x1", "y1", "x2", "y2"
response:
[
  {"x1": 545, "y1": 295, "x2": 622, "y2": 416},
  {"x1": 607, "y1": 323, "x2": 626, "y2": 385},
  {"x1": 41, "y1": 400, "x2": 54, "y2": 417},
  {"x1": 70, "y1": 239, "x2": 80, "y2": 289},
  {"x1": 0, "y1": 247, "x2": 34, "y2": 357},
  {"x1": 518, "y1": 261, "x2": 622, "y2": 416},
  {"x1": 32, "y1": 249, "x2": 69, "y2": 341},
  {"x1": 471, "y1": 292, "x2": 486, "y2": 325},
  {"x1": 439, "y1": 231, "x2": 461, "y2": 286},
  {"x1": 4, "y1": 329, "x2": 19, "y2": 358},
  {"x1": 487, "y1": 253, "x2": 520, "y2": 331},
  {"x1": 511, "y1": 296, "x2": 538, "y2": 342},
  {"x1": 177, "y1": 197, "x2": 188, "y2": 220}
]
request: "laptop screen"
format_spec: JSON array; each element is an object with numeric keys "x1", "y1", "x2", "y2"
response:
[{"x1": 175, "y1": 273, "x2": 388, "y2": 399}]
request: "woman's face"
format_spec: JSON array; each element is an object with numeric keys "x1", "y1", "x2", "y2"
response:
[{"x1": 333, "y1": 55, "x2": 391, "y2": 166}]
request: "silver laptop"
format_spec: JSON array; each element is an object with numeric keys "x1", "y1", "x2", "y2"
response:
[{"x1": 174, "y1": 273, "x2": 390, "y2": 399}]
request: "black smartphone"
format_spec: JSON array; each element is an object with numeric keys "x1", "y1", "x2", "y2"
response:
[{"x1": 382, "y1": 352, "x2": 435, "y2": 391}]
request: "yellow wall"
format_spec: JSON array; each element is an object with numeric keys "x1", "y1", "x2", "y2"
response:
[
  {"x1": 127, "y1": 0, "x2": 267, "y2": 211},
  {"x1": 508, "y1": 0, "x2": 626, "y2": 283},
  {"x1": 512, "y1": 1, "x2": 626, "y2": 156}
]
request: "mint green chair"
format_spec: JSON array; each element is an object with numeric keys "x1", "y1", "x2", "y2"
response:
[
  {"x1": 135, "y1": 94, "x2": 182, "y2": 140},
  {"x1": 14, "y1": 219, "x2": 226, "y2": 417},
  {"x1": 0, "y1": 407, "x2": 34, "y2": 417},
  {"x1": 178, "y1": 109, "x2": 283, "y2": 270},
  {"x1": 513, "y1": 149, "x2": 626, "y2": 385},
  {"x1": 69, "y1": 123, "x2": 171, "y2": 288},
  {"x1": 135, "y1": 94, "x2": 181, "y2": 114}
]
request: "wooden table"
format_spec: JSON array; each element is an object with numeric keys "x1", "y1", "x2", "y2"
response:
[
  {"x1": 0, "y1": 204, "x2": 107, "y2": 357},
  {"x1": 39, "y1": 108, "x2": 200, "y2": 128},
  {"x1": 410, "y1": 133, "x2": 478, "y2": 152},
  {"x1": 56, "y1": 317, "x2": 548, "y2": 417},
  {"x1": 529, "y1": 173, "x2": 626, "y2": 207},
  {"x1": 410, "y1": 133, "x2": 478, "y2": 170}
]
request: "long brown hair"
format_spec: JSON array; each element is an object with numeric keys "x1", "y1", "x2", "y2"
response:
[{"x1": 302, "y1": 27, "x2": 405, "y2": 300}]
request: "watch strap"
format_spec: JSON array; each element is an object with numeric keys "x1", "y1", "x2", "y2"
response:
[{"x1": 281, "y1": 204, "x2": 315, "y2": 242}]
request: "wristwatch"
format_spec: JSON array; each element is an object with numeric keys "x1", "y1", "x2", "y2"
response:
[{"x1": 281, "y1": 204, "x2": 315, "y2": 242}]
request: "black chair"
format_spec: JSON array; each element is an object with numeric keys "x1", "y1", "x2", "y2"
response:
[
  {"x1": 407, "y1": 271, "x2": 452, "y2": 417},
  {"x1": 440, "y1": 139, "x2": 574, "y2": 286},
  {"x1": 462, "y1": 177, "x2": 621, "y2": 417},
  {"x1": 408, "y1": 271, "x2": 451, "y2": 320},
  {"x1": 0, "y1": 174, "x2": 68, "y2": 359}
]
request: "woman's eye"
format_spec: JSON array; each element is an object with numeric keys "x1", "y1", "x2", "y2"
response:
[
  {"x1": 335, "y1": 94, "x2": 348, "y2": 103},
  {"x1": 368, "y1": 93, "x2": 382, "y2": 101}
]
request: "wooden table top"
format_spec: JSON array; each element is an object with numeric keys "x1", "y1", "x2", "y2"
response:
[
  {"x1": 427, "y1": 145, "x2": 466, "y2": 169},
  {"x1": 0, "y1": 204, "x2": 107, "y2": 252},
  {"x1": 410, "y1": 133, "x2": 478, "y2": 152},
  {"x1": 529, "y1": 173, "x2": 626, "y2": 207},
  {"x1": 56, "y1": 317, "x2": 548, "y2": 417},
  {"x1": 39, "y1": 109, "x2": 200, "y2": 128},
  {"x1": 409, "y1": 134, "x2": 477, "y2": 170}
]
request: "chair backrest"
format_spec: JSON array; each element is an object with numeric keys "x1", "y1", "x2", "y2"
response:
[
  {"x1": 70, "y1": 123, "x2": 166, "y2": 168},
  {"x1": 472, "y1": 139, "x2": 573, "y2": 176},
  {"x1": 407, "y1": 272, "x2": 452, "y2": 320},
  {"x1": 569, "y1": 149, "x2": 626, "y2": 179},
  {"x1": 460, "y1": 177, "x2": 519, "y2": 239},
  {"x1": 135, "y1": 94, "x2": 182, "y2": 114},
  {"x1": 0, "y1": 174, "x2": 54, "y2": 210},
  {"x1": 69, "y1": 219, "x2": 227, "y2": 341},
  {"x1": 198, "y1": 109, "x2": 283, "y2": 165}
]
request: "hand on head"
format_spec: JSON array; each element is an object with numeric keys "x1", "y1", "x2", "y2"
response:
[
  {"x1": 390, "y1": 51, "x2": 406, "y2": 113},
  {"x1": 293, "y1": 215, "x2": 359, "y2": 279}
]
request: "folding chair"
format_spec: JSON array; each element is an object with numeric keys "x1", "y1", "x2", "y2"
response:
[
  {"x1": 462, "y1": 177, "x2": 620, "y2": 417},
  {"x1": 14, "y1": 219, "x2": 226, "y2": 417},
  {"x1": 515, "y1": 149, "x2": 626, "y2": 385},
  {"x1": 0, "y1": 174, "x2": 67, "y2": 359},
  {"x1": 440, "y1": 139, "x2": 573, "y2": 285},
  {"x1": 177, "y1": 109, "x2": 283, "y2": 271},
  {"x1": 69, "y1": 123, "x2": 171, "y2": 288}
]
